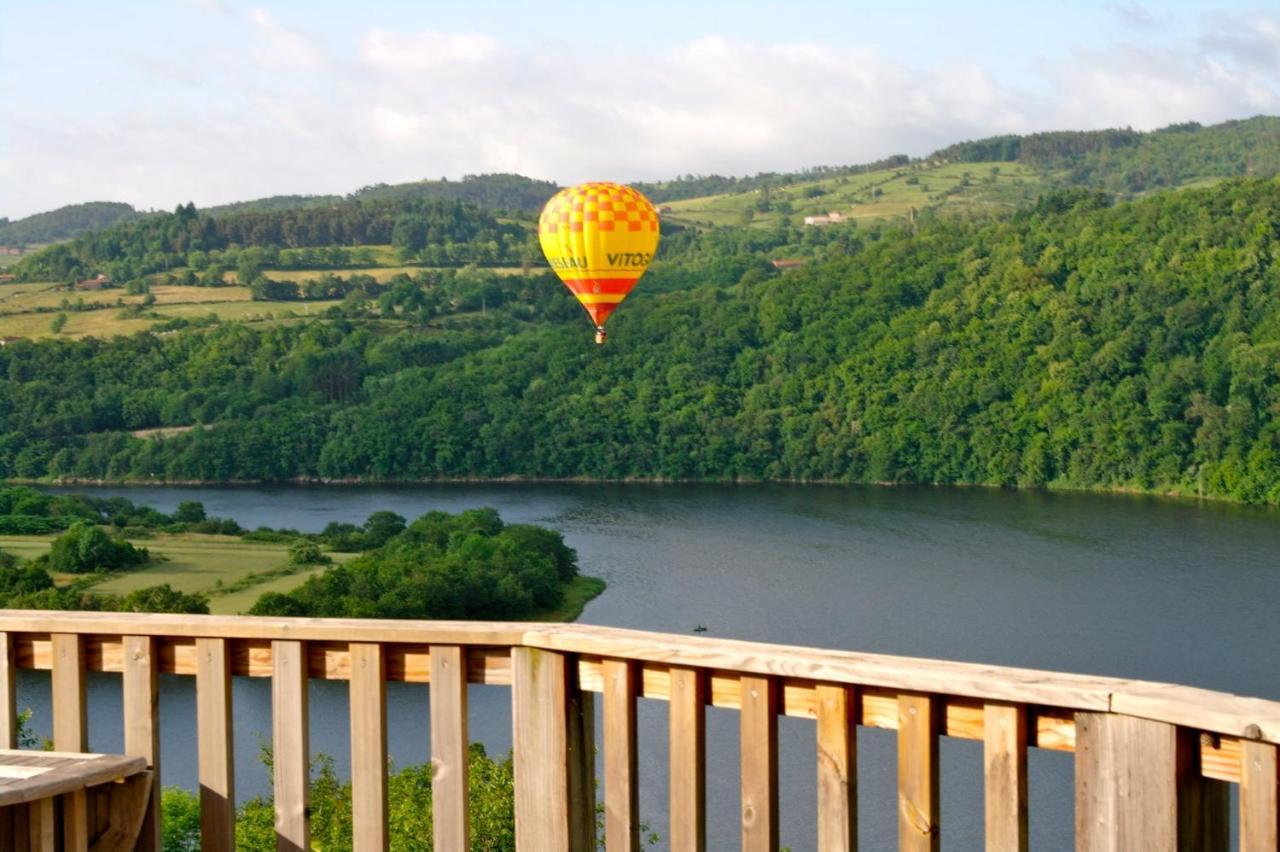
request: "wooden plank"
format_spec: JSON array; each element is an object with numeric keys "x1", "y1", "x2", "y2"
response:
[
  {"x1": 1240, "y1": 740, "x2": 1279, "y2": 852},
  {"x1": 740, "y1": 674, "x2": 778, "y2": 852},
  {"x1": 566, "y1": 675, "x2": 595, "y2": 852},
  {"x1": 983, "y1": 702, "x2": 1027, "y2": 852},
  {"x1": 1073, "y1": 712, "x2": 1225, "y2": 852},
  {"x1": 669, "y1": 666, "x2": 706, "y2": 852},
  {"x1": 349, "y1": 643, "x2": 388, "y2": 852},
  {"x1": 123, "y1": 635, "x2": 161, "y2": 852},
  {"x1": 816, "y1": 683, "x2": 856, "y2": 852},
  {"x1": 52, "y1": 634, "x2": 87, "y2": 752},
  {"x1": 0, "y1": 633, "x2": 15, "y2": 749},
  {"x1": 89, "y1": 769, "x2": 152, "y2": 852},
  {"x1": 0, "y1": 611, "x2": 528, "y2": 647},
  {"x1": 898, "y1": 693, "x2": 939, "y2": 852},
  {"x1": 1112, "y1": 683, "x2": 1280, "y2": 745},
  {"x1": 52, "y1": 633, "x2": 88, "y2": 851},
  {"x1": 28, "y1": 798, "x2": 54, "y2": 852},
  {"x1": 196, "y1": 637, "x2": 234, "y2": 852},
  {"x1": 430, "y1": 646, "x2": 469, "y2": 852},
  {"x1": 272, "y1": 640, "x2": 310, "y2": 851},
  {"x1": 603, "y1": 658, "x2": 640, "y2": 852},
  {"x1": 512, "y1": 646, "x2": 571, "y2": 850},
  {"x1": 525, "y1": 625, "x2": 1123, "y2": 712}
]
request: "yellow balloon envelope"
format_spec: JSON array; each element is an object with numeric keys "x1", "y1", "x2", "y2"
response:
[{"x1": 539, "y1": 181, "x2": 660, "y2": 343}]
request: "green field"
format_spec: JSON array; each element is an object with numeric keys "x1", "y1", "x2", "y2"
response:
[
  {"x1": 0, "y1": 532, "x2": 357, "y2": 614},
  {"x1": 0, "y1": 281, "x2": 345, "y2": 340},
  {"x1": 662, "y1": 160, "x2": 1047, "y2": 228}
]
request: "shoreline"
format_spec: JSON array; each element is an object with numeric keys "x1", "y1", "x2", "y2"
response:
[{"x1": 10, "y1": 474, "x2": 1271, "y2": 510}]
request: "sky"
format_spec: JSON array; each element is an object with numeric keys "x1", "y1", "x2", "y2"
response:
[{"x1": 1, "y1": 1, "x2": 1278, "y2": 219}]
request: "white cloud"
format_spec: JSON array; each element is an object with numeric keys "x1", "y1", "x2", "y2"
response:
[
  {"x1": 2, "y1": 10, "x2": 1279, "y2": 217},
  {"x1": 360, "y1": 29, "x2": 498, "y2": 71},
  {"x1": 247, "y1": 8, "x2": 329, "y2": 71}
]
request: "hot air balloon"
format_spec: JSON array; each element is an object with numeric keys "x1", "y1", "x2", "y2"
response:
[{"x1": 539, "y1": 181, "x2": 660, "y2": 344}]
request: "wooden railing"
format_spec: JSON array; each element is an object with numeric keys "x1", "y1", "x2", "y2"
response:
[{"x1": 0, "y1": 610, "x2": 1277, "y2": 851}]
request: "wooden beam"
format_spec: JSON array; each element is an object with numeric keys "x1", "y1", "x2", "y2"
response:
[
  {"x1": 0, "y1": 633, "x2": 15, "y2": 749},
  {"x1": 1075, "y1": 713, "x2": 1226, "y2": 852},
  {"x1": 983, "y1": 702, "x2": 1027, "y2": 852},
  {"x1": 898, "y1": 693, "x2": 939, "y2": 852},
  {"x1": 123, "y1": 636, "x2": 161, "y2": 852},
  {"x1": 52, "y1": 633, "x2": 88, "y2": 851},
  {"x1": 196, "y1": 637, "x2": 234, "y2": 852},
  {"x1": 816, "y1": 683, "x2": 856, "y2": 852},
  {"x1": 430, "y1": 646, "x2": 469, "y2": 851},
  {"x1": 602, "y1": 658, "x2": 640, "y2": 852},
  {"x1": 349, "y1": 643, "x2": 388, "y2": 852},
  {"x1": 669, "y1": 666, "x2": 706, "y2": 852},
  {"x1": 272, "y1": 640, "x2": 309, "y2": 851},
  {"x1": 512, "y1": 646, "x2": 571, "y2": 850},
  {"x1": 1240, "y1": 739, "x2": 1279, "y2": 852},
  {"x1": 740, "y1": 674, "x2": 778, "y2": 852}
]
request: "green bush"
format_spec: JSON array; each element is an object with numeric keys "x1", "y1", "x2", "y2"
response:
[{"x1": 46, "y1": 522, "x2": 149, "y2": 574}]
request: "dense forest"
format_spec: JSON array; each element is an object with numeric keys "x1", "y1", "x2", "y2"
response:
[
  {"x1": 0, "y1": 177, "x2": 1277, "y2": 504},
  {"x1": 0, "y1": 201, "x2": 142, "y2": 246}
]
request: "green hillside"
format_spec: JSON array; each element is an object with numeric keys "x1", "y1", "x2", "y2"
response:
[
  {"x1": 656, "y1": 116, "x2": 1280, "y2": 230},
  {"x1": 0, "y1": 201, "x2": 142, "y2": 246},
  {"x1": 1, "y1": 178, "x2": 1277, "y2": 505}
]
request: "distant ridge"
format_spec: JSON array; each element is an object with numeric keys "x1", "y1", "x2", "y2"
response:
[{"x1": 0, "y1": 201, "x2": 141, "y2": 246}]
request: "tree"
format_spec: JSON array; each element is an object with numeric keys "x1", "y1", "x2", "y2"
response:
[
  {"x1": 50, "y1": 313, "x2": 67, "y2": 333},
  {"x1": 46, "y1": 522, "x2": 148, "y2": 574},
  {"x1": 288, "y1": 539, "x2": 330, "y2": 565},
  {"x1": 174, "y1": 501, "x2": 207, "y2": 523}
]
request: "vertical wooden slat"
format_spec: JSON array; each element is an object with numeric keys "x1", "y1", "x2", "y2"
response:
[
  {"x1": 567, "y1": 676, "x2": 596, "y2": 852},
  {"x1": 350, "y1": 643, "x2": 388, "y2": 852},
  {"x1": 740, "y1": 674, "x2": 779, "y2": 852},
  {"x1": 983, "y1": 702, "x2": 1027, "y2": 852},
  {"x1": 273, "y1": 640, "x2": 310, "y2": 852},
  {"x1": 28, "y1": 798, "x2": 54, "y2": 852},
  {"x1": 124, "y1": 635, "x2": 162, "y2": 852},
  {"x1": 669, "y1": 665, "x2": 706, "y2": 852},
  {"x1": 898, "y1": 692, "x2": 939, "y2": 852},
  {"x1": 0, "y1": 632, "x2": 16, "y2": 749},
  {"x1": 513, "y1": 646, "x2": 571, "y2": 850},
  {"x1": 1075, "y1": 713, "x2": 1225, "y2": 852},
  {"x1": 196, "y1": 636, "x2": 235, "y2": 852},
  {"x1": 52, "y1": 633, "x2": 86, "y2": 750},
  {"x1": 816, "y1": 683, "x2": 856, "y2": 852},
  {"x1": 603, "y1": 658, "x2": 640, "y2": 852},
  {"x1": 52, "y1": 633, "x2": 88, "y2": 851},
  {"x1": 430, "y1": 645, "x2": 469, "y2": 851},
  {"x1": 1241, "y1": 740, "x2": 1279, "y2": 852}
]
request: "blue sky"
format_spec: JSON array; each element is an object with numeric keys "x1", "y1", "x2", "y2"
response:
[{"x1": 2, "y1": 1, "x2": 1278, "y2": 218}]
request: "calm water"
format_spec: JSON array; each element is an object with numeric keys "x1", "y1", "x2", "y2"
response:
[{"x1": 18, "y1": 483, "x2": 1280, "y2": 849}]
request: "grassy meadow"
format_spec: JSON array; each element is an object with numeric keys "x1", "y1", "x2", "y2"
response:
[
  {"x1": 662, "y1": 160, "x2": 1047, "y2": 228},
  {"x1": 0, "y1": 281, "x2": 344, "y2": 340},
  {"x1": 1, "y1": 532, "x2": 357, "y2": 615}
]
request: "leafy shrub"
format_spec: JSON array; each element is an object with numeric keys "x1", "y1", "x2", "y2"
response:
[{"x1": 46, "y1": 522, "x2": 149, "y2": 574}]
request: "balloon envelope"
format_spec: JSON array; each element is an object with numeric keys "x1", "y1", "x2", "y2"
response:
[{"x1": 538, "y1": 181, "x2": 660, "y2": 336}]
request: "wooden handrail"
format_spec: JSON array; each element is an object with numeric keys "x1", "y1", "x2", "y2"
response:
[{"x1": 0, "y1": 610, "x2": 1276, "y2": 851}]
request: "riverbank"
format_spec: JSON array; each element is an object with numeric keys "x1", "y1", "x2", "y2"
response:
[{"x1": 12, "y1": 474, "x2": 1273, "y2": 510}]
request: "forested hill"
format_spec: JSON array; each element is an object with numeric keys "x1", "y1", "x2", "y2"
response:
[
  {"x1": 0, "y1": 201, "x2": 142, "y2": 246},
  {"x1": 1, "y1": 177, "x2": 1277, "y2": 504},
  {"x1": 930, "y1": 115, "x2": 1280, "y2": 194},
  {"x1": 202, "y1": 173, "x2": 559, "y2": 217}
]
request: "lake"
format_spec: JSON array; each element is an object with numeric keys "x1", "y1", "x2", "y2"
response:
[{"x1": 17, "y1": 483, "x2": 1280, "y2": 849}]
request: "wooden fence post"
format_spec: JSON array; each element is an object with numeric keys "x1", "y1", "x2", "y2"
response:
[
  {"x1": 512, "y1": 647, "x2": 595, "y2": 851},
  {"x1": 1075, "y1": 713, "x2": 1227, "y2": 852}
]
